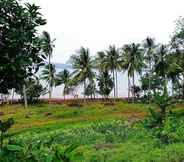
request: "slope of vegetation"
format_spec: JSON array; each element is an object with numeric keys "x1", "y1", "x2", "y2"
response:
[
  {"x1": 0, "y1": 102, "x2": 184, "y2": 162},
  {"x1": 1, "y1": 102, "x2": 147, "y2": 135},
  {"x1": 1, "y1": 0, "x2": 184, "y2": 161}
]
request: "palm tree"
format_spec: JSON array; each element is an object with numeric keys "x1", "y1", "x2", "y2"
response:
[
  {"x1": 174, "y1": 52, "x2": 184, "y2": 98},
  {"x1": 105, "y1": 45, "x2": 120, "y2": 99},
  {"x1": 122, "y1": 43, "x2": 144, "y2": 103},
  {"x1": 84, "y1": 79, "x2": 96, "y2": 99},
  {"x1": 70, "y1": 47, "x2": 94, "y2": 101},
  {"x1": 95, "y1": 51, "x2": 106, "y2": 72},
  {"x1": 42, "y1": 31, "x2": 56, "y2": 99},
  {"x1": 55, "y1": 69, "x2": 71, "y2": 100},
  {"x1": 97, "y1": 69, "x2": 114, "y2": 99},
  {"x1": 41, "y1": 64, "x2": 56, "y2": 99},
  {"x1": 166, "y1": 53, "x2": 182, "y2": 96},
  {"x1": 120, "y1": 46, "x2": 130, "y2": 100},
  {"x1": 143, "y1": 37, "x2": 156, "y2": 102},
  {"x1": 154, "y1": 45, "x2": 169, "y2": 95}
]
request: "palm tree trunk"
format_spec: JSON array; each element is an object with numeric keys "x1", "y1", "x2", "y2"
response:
[
  {"x1": 0, "y1": 94, "x2": 3, "y2": 105},
  {"x1": 128, "y1": 75, "x2": 130, "y2": 102},
  {"x1": 112, "y1": 70, "x2": 116, "y2": 101},
  {"x1": 93, "y1": 86, "x2": 96, "y2": 99},
  {"x1": 163, "y1": 75, "x2": 168, "y2": 96},
  {"x1": 84, "y1": 79, "x2": 86, "y2": 102},
  {"x1": 11, "y1": 88, "x2": 14, "y2": 104},
  {"x1": 48, "y1": 55, "x2": 52, "y2": 100},
  {"x1": 115, "y1": 69, "x2": 118, "y2": 98},
  {"x1": 148, "y1": 60, "x2": 151, "y2": 103},
  {"x1": 64, "y1": 90, "x2": 66, "y2": 102},
  {"x1": 182, "y1": 74, "x2": 184, "y2": 99},
  {"x1": 171, "y1": 80, "x2": 174, "y2": 97},
  {"x1": 63, "y1": 86, "x2": 66, "y2": 101},
  {"x1": 132, "y1": 72, "x2": 135, "y2": 103},
  {"x1": 23, "y1": 85, "x2": 28, "y2": 108},
  {"x1": 179, "y1": 80, "x2": 182, "y2": 99}
]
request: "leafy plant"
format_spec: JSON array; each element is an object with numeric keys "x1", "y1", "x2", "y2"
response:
[
  {"x1": 0, "y1": 118, "x2": 14, "y2": 149},
  {"x1": 53, "y1": 144, "x2": 82, "y2": 162},
  {"x1": 16, "y1": 79, "x2": 46, "y2": 104},
  {"x1": 153, "y1": 92, "x2": 176, "y2": 124}
]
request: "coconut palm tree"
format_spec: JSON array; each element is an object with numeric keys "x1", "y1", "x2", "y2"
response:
[
  {"x1": 95, "y1": 51, "x2": 106, "y2": 72},
  {"x1": 122, "y1": 43, "x2": 144, "y2": 103},
  {"x1": 84, "y1": 79, "x2": 96, "y2": 99},
  {"x1": 174, "y1": 52, "x2": 184, "y2": 98},
  {"x1": 97, "y1": 69, "x2": 114, "y2": 99},
  {"x1": 105, "y1": 45, "x2": 120, "y2": 99},
  {"x1": 154, "y1": 45, "x2": 169, "y2": 95},
  {"x1": 165, "y1": 53, "x2": 182, "y2": 96},
  {"x1": 70, "y1": 47, "x2": 94, "y2": 101},
  {"x1": 120, "y1": 47, "x2": 131, "y2": 101},
  {"x1": 55, "y1": 69, "x2": 71, "y2": 100},
  {"x1": 41, "y1": 64, "x2": 56, "y2": 98},
  {"x1": 143, "y1": 37, "x2": 156, "y2": 102},
  {"x1": 42, "y1": 31, "x2": 56, "y2": 99}
]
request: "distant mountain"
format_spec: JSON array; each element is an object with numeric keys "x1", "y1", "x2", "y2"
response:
[
  {"x1": 54, "y1": 63, "x2": 72, "y2": 69},
  {"x1": 44, "y1": 62, "x2": 72, "y2": 69}
]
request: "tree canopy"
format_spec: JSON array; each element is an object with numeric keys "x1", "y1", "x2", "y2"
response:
[{"x1": 0, "y1": 0, "x2": 47, "y2": 94}]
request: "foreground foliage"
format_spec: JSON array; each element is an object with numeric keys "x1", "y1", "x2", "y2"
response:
[
  {"x1": 1, "y1": 118, "x2": 184, "y2": 162},
  {"x1": 0, "y1": 103, "x2": 184, "y2": 162}
]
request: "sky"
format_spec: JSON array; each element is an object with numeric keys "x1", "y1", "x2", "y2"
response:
[{"x1": 27, "y1": 0, "x2": 184, "y2": 64}]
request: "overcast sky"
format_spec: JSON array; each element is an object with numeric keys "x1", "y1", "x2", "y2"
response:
[{"x1": 28, "y1": 0, "x2": 184, "y2": 63}]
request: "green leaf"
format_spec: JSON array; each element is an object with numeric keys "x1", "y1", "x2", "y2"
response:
[
  {"x1": 6, "y1": 144, "x2": 23, "y2": 151},
  {"x1": 64, "y1": 144, "x2": 78, "y2": 154}
]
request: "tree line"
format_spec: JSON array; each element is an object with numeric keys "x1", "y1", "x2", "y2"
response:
[
  {"x1": 1, "y1": 0, "x2": 184, "y2": 106},
  {"x1": 43, "y1": 17, "x2": 184, "y2": 103}
]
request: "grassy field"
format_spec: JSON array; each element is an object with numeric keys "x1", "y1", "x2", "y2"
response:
[
  {"x1": 1, "y1": 102, "x2": 148, "y2": 134},
  {"x1": 1, "y1": 101, "x2": 184, "y2": 162}
]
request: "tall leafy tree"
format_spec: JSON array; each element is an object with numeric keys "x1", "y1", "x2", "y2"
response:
[
  {"x1": 122, "y1": 43, "x2": 144, "y2": 102},
  {"x1": 0, "y1": 0, "x2": 47, "y2": 99},
  {"x1": 55, "y1": 69, "x2": 71, "y2": 100},
  {"x1": 41, "y1": 64, "x2": 56, "y2": 98},
  {"x1": 70, "y1": 47, "x2": 94, "y2": 100},
  {"x1": 16, "y1": 78, "x2": 46, "y2": 104},
  {"x1": 42, "y1": 31, "x2": 56, "y2": 99}
]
